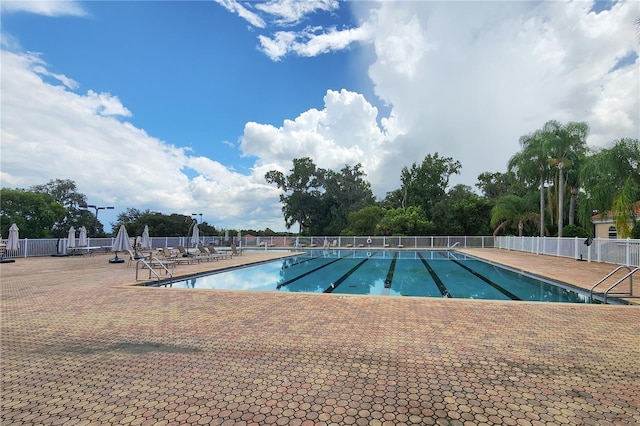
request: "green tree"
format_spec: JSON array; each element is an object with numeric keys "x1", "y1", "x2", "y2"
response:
[
  {"x1": 378, "y1": 206, "x2": 433, "y2": 236},
  {"x1": 343, "y1": 206, "x2": 385, "y2": 236},
  {"x1": 0, "y1": 188, "x2": 66, "y2": 238},
  {"x1": 265, "y1": 157, "x2": 326, "y2": 234},
  {"x1": 112, "y1": 209, "x2": 208, "y2": 238},
  {"x1": 475, "y1": 171, "x2": 525, "y2": 201},
  {"x1": 509, "y1": 128, "x2": 552, "y2": 236},
  {"x1": 30, "y1": 179, "x2": 97, "y2": 237},
  {"x1": 490, "y1": 195, "x2": 540, "y2": 237},
  {"x1": 544, "y1": 120, "x2": 589, "y2": 237},
  {"x1": 322, "y1": 164, "x2": 375, "y2": 235},
  {"x1": 579, "y1": 138, "x2": 640, "y2": 237},
  {"x1": 399, "y1": 153, "x2": 461, "y2": 219},
  {"x1": 432, "y1": 185, "x2": 493, "y2": 235}
]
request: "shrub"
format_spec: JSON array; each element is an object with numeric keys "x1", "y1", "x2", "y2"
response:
[{"x1": 561, "y1": 224, "x2": 589, "y2": 238}]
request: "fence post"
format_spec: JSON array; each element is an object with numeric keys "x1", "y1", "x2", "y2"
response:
[{"x1": 626, "y1": 238, "x2": 631, "y2": 266}]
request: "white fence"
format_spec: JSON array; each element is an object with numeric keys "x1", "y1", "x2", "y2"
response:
[
  {"x1": 0, "y1": 235, "x2": 495, "y2": 258},
  {"x1": 495, "y1": 236, "x2": 640, "y2": 267},
  {"x1": 6, "y1": 235, "x2": 635, "y2": 267}
]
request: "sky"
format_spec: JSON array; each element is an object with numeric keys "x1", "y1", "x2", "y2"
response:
[{"x1": 1, "y1": 0, "x2": 638, "y2": 234}]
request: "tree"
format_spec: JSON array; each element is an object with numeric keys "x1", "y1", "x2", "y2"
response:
[
  {"x1": 490, "y1": 195, "x2": 540, "y2": 237},
  {"x1": 343, "y1": 206, "x2": 385, "y2": 236},
  {"x1": 432, "y1": 185, "x2": 493, "y2": 235},
  {"x1": 475, "y1": 171, "x2": 525, "y2": 200},
  {"x1": 579, "y1": 138, "x2": 640, "y2": 237},
  {"x1": 265, "y1": 157, "x2": 326, "y2": 234},
  {"x1": 378, "y1": 206, "x2": 433, "y2": 236},
  {"x1": 0, "y1": 188, "x2": 66, "y2": 238},
  {"x1": 399, "y1": 153, "x2": 461, "y2": 220},
  {"x1": 509, "y1": 128, "x2": 552, "y2": 236},
  {"x1": 264, "y1": 158, "x2": 373, "y2": 236},
  {"x1": 111, "y1": 209, "x2": 209, "y2": 238},
  {"x1": 30, "y1": 179, "x2": 99, "y2": 237},
  {"x1": 322, "y1": 164, "x2": 375, "y2": 235},
  {"x1": 543, "y1": 120, "x2": 589, "y2": 237}
]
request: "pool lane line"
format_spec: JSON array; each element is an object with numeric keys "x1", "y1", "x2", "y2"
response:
[
  {"x1": 437, "y1": 251, "x2": 521, "y2": 301},
  {"x1": 384, "y1": 252, "x2": 399, "y2": 289},
  {"x1": 323, "y1": 256, "x2": 372, "y2": 293},
  {"x1": 417, "y1": 253, "x2": 452, "y2": 298},
  {"x1": 276, "y1": 253, "x2": 354, "y2": 290}
]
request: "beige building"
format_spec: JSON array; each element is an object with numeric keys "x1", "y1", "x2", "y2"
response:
[{"x1": 591, "y1": 201, "x2": 640, "y2": 238}]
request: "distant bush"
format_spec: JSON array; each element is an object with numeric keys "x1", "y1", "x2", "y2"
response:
[
  {"x1": 631, "y1": 222, "x2": 640, "y2": 239},
  {"x1": 562, "y1": 224, "x2": 589, "y2": 238}
]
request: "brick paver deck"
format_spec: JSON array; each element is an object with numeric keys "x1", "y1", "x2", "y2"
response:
[{"x1": 1, "y1": 249, "x2": 639, "y2": 425}]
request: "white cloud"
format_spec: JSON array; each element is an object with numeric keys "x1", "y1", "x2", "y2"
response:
[
  {"x1": 212, "y1": 0, "x2": 265, "y2": 29},
  {"x1": 240, "y1": 88, "x2": 402, "y2": 196},
  {"x1": 255, "y1": 0, "x2": 340, "y2": 26},
  {"x1": 0, "y1": 50, "x2": 285, "y2": 231},
  {"x1": 356, "y1": 0, "x2": 639, "y2": 190},
  {"x1": 258, "y1": 24, "x2": 372, "y2": 61},
  {"x1": 0, "y1": 0, "x2": 87, "y2": 17}
]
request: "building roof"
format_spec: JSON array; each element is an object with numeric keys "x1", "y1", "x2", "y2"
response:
[{"x1": 591, "y1": 200, "x2": 640, "y2": 222}]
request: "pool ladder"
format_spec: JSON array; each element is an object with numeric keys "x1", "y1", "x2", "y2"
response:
[
  {"x1": 590, "y1": 265, "x2": 639, "y2": 303},
  {"x1": 135, "y1": 257, "x2": 173, "y2": 281}
]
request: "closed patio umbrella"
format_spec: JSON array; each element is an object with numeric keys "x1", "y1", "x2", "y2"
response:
[
  {"x1": 191, "y1": 224, "x2": 200, "y2": 248},
  {"x1": 141, "y1": 225, "x2": 151, "y2": 249},
  {"x1": 1, "y1": 223, "x2": 19, "y2": 263},
  {"x1": 78, "y1": 226, "x2": 88, "y2": 247},
  {"x1": 67, "y1": 226, "x2": 76, "y2": 253},
  {"x1": 110, "y1": 225, "x2": 132, "y2": 264}
]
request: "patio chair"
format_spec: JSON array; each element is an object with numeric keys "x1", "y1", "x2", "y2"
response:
[
  {"x1": 196, "y1": 244, "x2": 220, "y2": 262},
  {"x1": 229, "y1": 244, "x2": 242, "y2": 257},
  {"x1": 161, "y1": 247, "x2": 195, "y2": 265},
  {"x1": 210, "y1": 245, "x2": 233, "y2": 259}
]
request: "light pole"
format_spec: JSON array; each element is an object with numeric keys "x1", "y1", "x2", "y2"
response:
[
  {"x1": 85, "y1": 205, "x2": 114, "y2": 221},
  {"x1": 191, "y1": 213, "x2": 203, "y2": 224},
  {"x1": 80, "y1": 204, "x2": 114, "y2": 236}
]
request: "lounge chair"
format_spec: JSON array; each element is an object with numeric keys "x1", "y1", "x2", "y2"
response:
[
  {"x1": 162, "y1": 247, "x2": 195, "y2": 265},
  {"x1": 210, "y1": 245, "x2": 233, "y2": 259},
  {"x1": 230, "y1": 244, "x2": 242, "y2": 257},
  {"x1": 177, "y1": 245, "x2": 207, "y2": 263},
  {"x1": 197, "y1": 244, "x2": 220, "y2": 261}
]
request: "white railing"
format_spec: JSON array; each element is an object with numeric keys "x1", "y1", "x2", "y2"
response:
[
  {"x1": 0, "y1": 235, "x2": 495, "y2": 258},
  {"x1": 495, "y1": 236, "x2": 640, "y2": 267}
]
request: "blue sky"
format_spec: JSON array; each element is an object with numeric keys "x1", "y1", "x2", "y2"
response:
[{"x1": 1, "y1": 0, "x2": 638, "y2": 233}]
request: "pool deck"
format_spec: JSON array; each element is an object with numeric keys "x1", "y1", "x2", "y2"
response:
[{"x1": 1, "y1": 249, "x2": 639, "y2": 425}]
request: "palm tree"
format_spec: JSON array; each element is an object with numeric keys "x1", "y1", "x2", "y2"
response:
[
  {"x1": 580, "y1": 138, "x2": 640, "y2": 237},
  {"x1": 543, "y1": 121, "x2": 589, "y2": 237},
  {"x1": 490, "y1": 195, "x2": 541, "y2": 237},
  {"x1": 509, "y1": 129, "x2": 551, "y2": 237}
]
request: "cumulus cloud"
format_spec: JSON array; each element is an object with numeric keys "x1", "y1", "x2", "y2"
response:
[
  {"x1": 240, "y1": 88, "x2": 402, "y2": 194},
  {"x1": 357, "y1": 0, "x2": 639, "y2": 190},
  {"x1": 1, "y1": 0, "x2": 87, "y2": 17},
  {"x1": 0, "y1": 50, "x2": 284, "y2": 231}
]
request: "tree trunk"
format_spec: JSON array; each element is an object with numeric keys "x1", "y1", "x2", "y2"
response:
[
  {"x1": 569, "y1": 185, "x2": 578, "y2": 226},
  {"x1": 558, "y1": 165, "x2": 564, "y2": 237},
  {"x1": 539, "y1": 175, "x2": 545, "y2": 237}
]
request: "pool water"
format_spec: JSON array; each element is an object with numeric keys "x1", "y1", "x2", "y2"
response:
[{"x1": 155, "y1": 250, "x2": 592, "y2": 303}]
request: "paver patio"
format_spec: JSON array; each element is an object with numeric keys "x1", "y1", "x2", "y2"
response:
[{"x1": 1, "y1": 249, "x2": 639, "y2": 425}]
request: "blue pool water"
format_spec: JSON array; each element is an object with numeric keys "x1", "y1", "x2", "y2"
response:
[{"x1": 154, "y1": 250, "x2": 592, "y2": 303}]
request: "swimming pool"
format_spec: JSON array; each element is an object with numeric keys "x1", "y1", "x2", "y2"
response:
[{"x1": 150, "y1": 250, "x2": 594, "y2": 303}]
